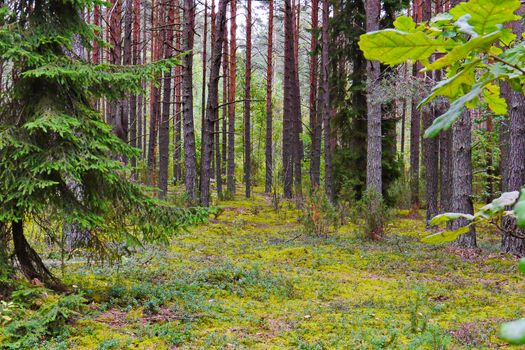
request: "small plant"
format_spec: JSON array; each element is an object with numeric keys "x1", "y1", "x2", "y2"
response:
[
  {"x1": 0, "y1": 300, "x2": 16, "y2": 325},
  {"x1": 222, "y1": 189, "x2": 235, "y2": 201},
  {"x1": 386, "y1": 176, "x2": 412, "y2": 210},
  {"x1": 409, "y1": 286, "x2": 429, "y2": 334},
  {"x1": 143, "y1": 299, "x2": 160, "y2": 315},
  {"x1": 351, "y1": 190, "x2": 392, "y2": 240},
  {"x1": 0, "y1": 291, "x2": 86, "y2": 348},
  {"x1": 409, "y1": 324, "x2": 453, "y2": 350},
  {"x1": 299, "y1": 188, "x2": 339, "y2": 237}
]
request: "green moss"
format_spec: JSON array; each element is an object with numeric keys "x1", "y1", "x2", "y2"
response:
[{"x1": 5, "y1": 190, "x2": 524, "y2": 349}]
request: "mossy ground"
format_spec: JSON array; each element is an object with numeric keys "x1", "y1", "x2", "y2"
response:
[{"x1": 4, "y1": 189, "x2": 525, "y2": 349}]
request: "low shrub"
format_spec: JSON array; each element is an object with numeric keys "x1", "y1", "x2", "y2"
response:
[{"x1": 299, "y1": 188, "x2": 339, "y2": 237}]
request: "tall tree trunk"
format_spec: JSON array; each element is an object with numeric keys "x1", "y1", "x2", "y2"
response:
[
  {"x1": 410, "y1": 69, "x2": 421, "y2": 211},
  {"x1": 321, "y1": 0, "x2": 332, "y2": 201},
  {"x1": 122, "y1": 0, "x2": 132, "y2": 162},
  {"x1": 93, "y1": 5, "x2": 101, "y2": 113},
  {"x1": 244, "y1": 0, "x2": 252, "y2": 198},
  {"x1": 438, "y1": 94, "x2": 452, "y2": 213},
  {"x1": 291, "y1": 0, "x2": 303, "y2": 197},
  {"x1": 141, "y1": 10, "x2": 148, "y2": 157},
  {"x1": 451, "y1": 110, "x2": 477, "y2": 248},
  {"x1": 501, "y1": 82, "x2": 525, "y2": 255},
  {"x1": 173, "y1": 0, "x2": 182, "y2": 184},
  {"x1": 423, "y1": 102, "x2": 439, "y2": 224},
  {"x1": 148, "y1": 0, "x2": 161, "y2": 187},
  {"x1": 138, "y1": 6, "x2": 146, "y2": 159},
  {"x1": 108, "y1": 0, "x2": 125, "y2": 143},
  {"x1": 200, "y1": 0, "x2": 227, "y2": 206},
  {"x1": 159, "y1": 0, "x2": 176, "y2": 198},
  {"x1": 182, "y1": 0, "x2": 198, "y2": 200},
  {"x1": 130, "y1": 0, "x2": 140, "y2": 171},
  {"x1": 410, "y1": 1, "x2": 422, "y2": 211},
  {"x1": 309, "y1": 0, "x2": 320, "y2": 188},
  {"x1": 500, "y1": 5, "x2": 525, "y2": 256},
  {"x1": 434, "y1": 52, "x2": 452, "y2": 213},
  {"x1": 211, "y1": 0, "x2": 217, "y2": 178},
  {"x1": 221, "y1": 22, "x2": 228, "y2": 177},
  {"x1": 282, "y1": 0, "x2": 294, "y2": 198},
  {"x1": 265, "y1": 0, "x2": 274, "y2": 194},
  {"x1": 218, "y1": 13, "x2": 229, "y2": 198},
  {"x1": 227, "y1": 0, "x2": 237, "y2": 194},
  {"x1": 421, "y1": 0, "x2": 439, "y2": 226},
  {"x1": 201, "y1": 0, "x2": 208, "y2": 167},
  {"x1": 365, "y1": 0, "x2": 382, "y2": 196}
]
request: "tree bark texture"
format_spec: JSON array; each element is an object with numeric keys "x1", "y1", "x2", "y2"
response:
[
  {"x1": 321, "y1": 0, "x2": 332, "y2": 201},
  {"x1": 200, "y1": 0, "x2": 227, "y2": 206},
  {"x1": 182, "y1": 0, "x2": 198, "y2": 200},
  {"x1": 265, "y1": 0, "x2": 274, "y2": 194},
  {"x1": 244, "y1": 0, "x2": 252, "y2": 198},
  {"x1": 227, "y1": 0, "x2": 237, "y2": 194},
  {"x1": 365, "y1": 0, "x2": 382, "y2": 195},
  {"x1": 451, "y1": 110, "x2": 477, "y2": 248}
]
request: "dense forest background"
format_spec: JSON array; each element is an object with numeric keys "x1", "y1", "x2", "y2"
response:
[
  {"x1": 65, "y1": 0, "x2": 520, "y2": 251},
  {"x1": 2, "y1": 0, "x2": 525, "y2": 348}
]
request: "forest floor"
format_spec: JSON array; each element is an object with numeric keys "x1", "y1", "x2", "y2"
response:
[{"x1": 3, "y1": 189, "x2": 525, "y2": 349}]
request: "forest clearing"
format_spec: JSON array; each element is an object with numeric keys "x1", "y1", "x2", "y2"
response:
[
  {"x1": 3, "y1": 0, "x2": 525, "y2": 348},
  {"x1": 3, "y1": 190, "x2": 524, "y2": 349}
]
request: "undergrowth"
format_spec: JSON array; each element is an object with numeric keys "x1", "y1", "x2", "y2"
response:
[{"x1": 1, "y1": 189, "x2": 523, "y2": 349}]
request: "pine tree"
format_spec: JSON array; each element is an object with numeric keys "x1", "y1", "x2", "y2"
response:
[
  {"x1": 265, "y1": 0, "x2": 274, "y2": 194},
  {"x1": 159, "y1": 0, "x2": 176, "y2": 198},
  {"x1": 173, "y1": 0, "x2": 183, "y2": 184},
  {"x1": 320, "y1": 0, "x2": 332, "y2": 201},
  {"x1": 283, "y1": 0, "x2": 295, "y2": 199},
  {"x1": 309, "y1": 0, "x2": 320, "y2": 188},
  {"x1": 200, "y1": 0, "x2": 227, "y2": 206},
  {"x1": 244, "y1": 0, "x2": 252, "y2": 198},
  {"x1": 501, "y1": 7, "x2": 525, "y2": 255},
  {"x1": 182, "y1": 0, "x2": 198, "y2": 200},
  {"x1": 421, "y1": 0, "x2": 439, "y2": 226},
  {"x1": 227, "y1": 0, "x2": 237, "y2": 194}
]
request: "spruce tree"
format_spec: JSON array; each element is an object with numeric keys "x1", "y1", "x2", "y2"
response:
[{"x1": 0, "y1": 0, "x2": 204, "y2": 290}]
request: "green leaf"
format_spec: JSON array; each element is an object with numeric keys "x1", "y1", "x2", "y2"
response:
[
  {"x1": 482, "y1": 83, "x2": 508, "y2": 115},
  {"x1": 479, "y1": 191, "x2": 519, "y2": 215},
  {"x1": 425, "y1": 31, "x2": 501, "y2": 70},
  {"x1": 424, "y1": 82, "x2": 485, "y2": 138},
  {"x1": 450, "y1": 0, "x2": 520, "y2": 35},
  {"x1": 430, "y1": 13, "x2": 454, "y2": 26},
  {"x1": 421, "y1": 225, "x2": 471, "y2": 244},
  {"x1": 513, "y1": 189, "x2": 525, "y2": 228},
  {"x1": 393, "y1": 16, "x2": 417, "y2": 32},
  {"x1": 455, "y1": 15, "x2": 478, "y2": 37},
  {"x1": 500, "y1": 318, "x2": 525, "y2": 345},
  {"x1": 420, "y1": 59, "x2": 480, "y2": 105},
  {"x1": 359, "y1": 29, "x2": 456, "y2": 66},
  {"x1": 429, "y1": 212, "x2": 475, "y2": 226}
]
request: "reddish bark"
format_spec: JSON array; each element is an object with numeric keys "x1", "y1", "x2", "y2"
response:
[
  {"x1": 200, "y1": 0, "x2": 228, "y2": 206},
  {"x1": 227, "y1": 0, "x2": 237, "y2": 194},
  {"x1": 309, "y1": 0, "x2": 321, "y2": 188},
  {"x1": 243, "y1": 0, "x2": 252, "y2": 198},
  {"x1": 265, "y1": 0, "x2": 274, "y2": 194}
]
